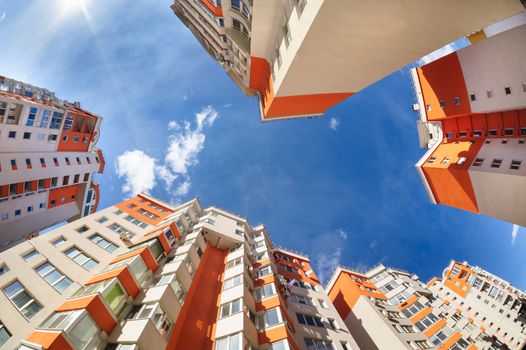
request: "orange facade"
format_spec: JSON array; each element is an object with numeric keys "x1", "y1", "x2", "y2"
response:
[
  {"x1": 27, "y1": 330, "x2": 74, "y2": 350},
  {"x1": 167, "y1": 244, "x2": 227, "y2": 350},
  {"x1": 57, "y1": 109, "x2": 98, "y2": 152},
  {"x1": 115, "y1": 194, "x2": 174, "y2": 226},
  {"x1": 48, "y1": 185, "x2": 82, "y2": 209},
  {"x1": 249, "y1": 56, "x2": 353, "y2": 120}
]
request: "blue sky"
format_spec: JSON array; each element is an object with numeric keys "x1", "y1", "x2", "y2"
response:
[{"x1": 0, "y1": 0, "x2": 524, "y2": 289}]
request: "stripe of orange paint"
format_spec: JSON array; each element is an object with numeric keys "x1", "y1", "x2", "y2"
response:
[
  {"x1": 110, "y1": 247, "x2": 157, "y2": 272},
  {"x1": 410, "y1": 306, "x2": 431, "y2": 323},
  {"x1": 398, "y1": 295, "x2": 419, "y2": 311},
  {"x1": 423, "y1": 318, "x2": 446, "y2": 337},
  {"x1": 198, "y1": 0, "x2": 223, "y2": 16},
  {"x1": 264, "y1": 92, "x2": 354, "y2": 119},
  {"x1": 258, "y1": 324, "x2": 289, "y2": 345},
  {"x1": 439, "y1": 331, "x2": 462, "y2": 350},
  {"x1": 27, "y1": 330, "x2": 74, "y2": 350},
  {"x1": 167, "y1": 244, "x2": 227, "y2": 350},
  {"x1": 256, "y1": 295, "x2": 281, "y2": 312}
]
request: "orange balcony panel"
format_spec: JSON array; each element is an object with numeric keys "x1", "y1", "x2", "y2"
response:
[
  {"x1": 85, "y1": 267, "x2": 141, "y2": 298},
  {"x1": 30, "y1": 180, "x2": 38, "y2": 191},
  {"x1": 55, "y1": 294, "x2": 116, "y2": 334},
  {"x1": 0, "y1": 185, "x2": 8, "y2": 198},
  {"x1": 256, "y1": 294, "x2": 280, "y2": 312},
  {"x1": 43, "y1": 178, "x2": 52, "y2": 188},
  {"x1": 255, "y1": 274, "x2": 275, "y2": 287},
  {"x1": 111, "y1": 247, "x2": 158, "y2": 272},
  {"x1": 410, "y1": 306, "x2": 432, "y2": 323},
  {"x1": 48, "y1": 185, "x2": 81, "y2": 208},
  {"x1": 198, "y1": 0, "x2": 223, "y2": 17},
  {"x1": 140, "y1": 229, "x2": 173, "y2": 255},
  {"x1": 424, "y1": 318, "x2": 447, "y2": 337},
  {"x1": 15, "y1": 182, "x2": 24, "y2": 195},
  {"x1": 258, "y1": 324, "x2": 289, "y2": 345},
  {"x1": 399, "y1": 295, "x2": 419, "y2": 311},
  {"x1": 27, "y1": 330, "x2": 73, "y2": 350},
  {"x1": 439, "y1": 331, "x2": 462, "y2": 350}
]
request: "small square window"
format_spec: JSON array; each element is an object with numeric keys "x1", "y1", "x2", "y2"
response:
[
  {"x1": 519, "y1": 139, "x2": 525, "y2": 144},
  {"x1": 470, "y1": 94, "x2": 476, "y2": 101},
  {"x1": 22, "y1": 249, "x2": 39, "y2": 261},
  {"x1": 48, "y1": 134, "x2": 57, "y2": 141},
  {"x1": 15, "y1": 209, "x2": 21, "y2": 216},
  {"x1": 504, "y1": 86, "x2": 512, "y2": 95},
  {"x1": 96, "y1": 217, "x2": 108, "y2": 223},
  {"x1": 445, "y1": 132, "x2": 454, "y2": 139},
  {"x1": 27, "y1": 206, "x2": 33, "y2": 212},
  {"x1": 8, "y1": 131, "x2": 16, "y2": 138},
  {"x1": 1, "y1": 213, "x2": 8, "y2": 221},
  {"x1": 457, "y1": 157, "x2": 467, "y2": 165},
  {"x1": 454, "y1": 97, "x2": 460, "y2": 105},
  {"x1": 441, "y1": 156, "x2": 451, "y2": 165},
  {"x1": 510, "y1": 160, "x2": 521, "y2": 170},
  {"x1": 39, "y1": 202, "x2": 45, "y2": 209},
  {"x1": 491, "y1": 159, "x2": 503, "y2": 168},
  {"x1": 440, "y1": 100, "x2": 445, "y2": 108},
  {"x1": 504, "y1": 128, "x2": 514, "y2": 136},
  {"x1": 473, "y1": 158, "x2": 484, "y2": 166},
  {"x1": 459, "y1": 131, "x2": 467, "y2": 138},
  {"x1": 520, "y1": 128, "x2": 526, "y2": 136},
  {"x1": 76, "y1": 225, "x2": 89, "y2": 233},
  {"x1": 73, "y1": 136, "x2": 79, "y2": 142},
  {"x1": 522, "y1": 83, "x2": 526, "y2": 93},
  {"x1": 50, "y1": 199, "x2": 56, "y2": 206},
  {"x1": 62, "y1": 135, "x2": 68, "y2": 141},
  {"x1": 473, "y1": 130, "x2": 482, "y2": 137},
  {"x1": 23, "y1": 132, "x2": 31, "y2": 139},
  {"x1": 428, "y1": 156, "x2": 436, "y2": 164},
  {"x1": 426, "y1": 104, "x2": 432, "y2": 111},
  {"x1": 487, "y1": 90, "x2": 494, "y2": 98},
  {"x1": 488, "y1": 129, "x2": 498, "y2": 136}
]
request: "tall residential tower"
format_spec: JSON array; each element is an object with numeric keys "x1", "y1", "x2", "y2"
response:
[
  {"x1": 412, "y1": 14, "x2": 526, "y2": 226},
  {"x1": 0, "y1": 76, "x2": 104, "y2": 251},
  {"x1": 172, "y1": 0, "x2": 525, "y2": 121},
  {"x1": 0, "y1": 193, "x2": 358, "y2": 350}
]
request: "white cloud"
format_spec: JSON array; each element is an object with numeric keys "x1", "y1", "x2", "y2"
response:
[
  {"x1": 336, "y1": 229, "x2": 348, "y2": 240},
  {"x1": 329, "y1": 117, "x2": 340, "y2": 131},
  {"x1": 115, "y1": 150, "x2": 156, "y2": 196},
  {"x1": 511, "y1": 224, "x2": 520, "y2": 245},
  {"x1": 316, "y1": 248, "x2": 341, "y2": 285},
  {"x1": 115, "y1": 106, "x2": 218, "y2": 200},
  {"x1": 0, "y1": 12, "x2": 6, "y2": 22},
  {"x1": 167, "y1": 121, "x2": 180, "y2": 130},
  {"x1": 369, "y1": 240, "x2": 379, "y2": 250}
]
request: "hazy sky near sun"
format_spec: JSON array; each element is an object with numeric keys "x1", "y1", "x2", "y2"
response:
[{"x1": 0, "y1": 0, "x2": 524, "y2": 289}]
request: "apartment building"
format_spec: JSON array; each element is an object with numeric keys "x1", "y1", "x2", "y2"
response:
[
  {"x1": 172, "y1": 0, "x2": 525, "y2": 121},
  {"x1": 327, "y1": 262, "x2": 526, "y2": 350},
  {"x1": 412, "y1": 14, "x2": 526, "y2": 226},
  {"x1": 0, "y1": 76, "x2": 104, "y2": 251},
  {"x1": 0, "y1": 193, "x2": 358, "y2": 350}
]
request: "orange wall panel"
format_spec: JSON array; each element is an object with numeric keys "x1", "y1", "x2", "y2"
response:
[
  {"x1": 27, "y1": 330, "x2": 73, "y2": 350},
  {"x1": 167, "y1": 244, "x2": 227, "y2": 350},
  {"x1": 423, "y1": 318, "x2": 447, "y2": 337},
  {"x1": 48, "y1": 185, "x2": 81, "y2": 208},
  {"x1": 417, "y1": 52, "x2": 470, "y2": 120}
]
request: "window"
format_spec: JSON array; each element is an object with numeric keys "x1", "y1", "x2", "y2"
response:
[
  {"x1": 50, "y1": 111, "x2": 63, "y2": 129},
  {"x1": 255, "y1": 283, "x2": 276, "y2": 300},
  {"x1": 223, "y1": 274, "x2": 243, "y2": 290},
  {"x1": 304, "y1": 339, "x2": 333, "y2": 350},
  {"x1": 297, "y1": 313, "x2": 324, "y2": 327},
  {"x1": 109, "y1": 223, "x2": 135, "y2": 237},
  {"x1": 470, "y1": 94, "x2": 476, "y2": 101},
  {"x1": 63, "y1": 115, "x2": 74, "y2": 130},
  {"x1": 26, "y1": 107, "x2": 37, "y2": 126},
  {"x1": 41, "y1": 310, "x2": 101, "y2": 349},
  {"x1": 510, "y1": 160, "x2": 521, "y2": 170},
  {"x1": 415, "y1": 312, "x2": 439, "y2": 331},
  {"x1": 429, "y1": 326, "x2": 454, "y2": 346},
  {"x1": 22, "y1": 249, "x2": 40, "y2": 261},
  {"x1": 23, "y1": 132, "x2": 31, "y2": 139},
  {"x1": 0, "y1": 213, "x2": 7, "y2": 221},
  {"x1": 259, "y1": 307, "x2": 282, "y2": 329},
  {"x1": 472, "y1": 158, "x2": 484, "y2": 167},
  {"x1": 454, "y1": 97, "x2": 460, "y2": 105},
  {"x1": 64, "y1": 247, "x2": 98, "y2": 270},
  {"x1": 504, "y1": 128, "x2": 514, "y2": 136},
  {"x1": 441, "y1": 156, "x2": 451, "y2": 165},
  {"x1": 10, "y1": 159, "x2": 17, "y2": 170},
  {"x1": 8, "y1": 131, "x2": 16, "y2": 138},
  {"x1": 270, "y1": 339, "x2": 292, "y2": 350},
  {"x1": 124, "y1": 215, "x2": 148, "y2": 228},
  {"x1": 402, "y1": 301, "x2": 425, "y2": 317},
  {"x1": 39, "y1": 110, "x2": 50, "y2": 127},
  {"x1": 504, "y1": 86, "x2": 512, "y2": 95},
  {"x1": 63, "y1": 175, "x2": 69, "y2": 185},
  {"x1": 137, "y1": 208, "x2": 159, "y2": 220},
  {"x1": 457, "y1": 157, "x2": 466, "y2": 165},
  {"x1": 48, "y1": 134, "x2": 57, "y2": 141},
  {"x1": 256, "y1": 265, "x2": 272, "y2": 278},
  {"x1": 280, "y1": 264, "x2": 299, "y2": 274},
  {"x1": 473, "y1": 130, "x2": 482, "y2": 137},
  {"x1": 0, "y1": 321, "x2": 10, "y2": 347},
  {"x1": 219, "y1": 298, "x2": 242, "y2": 318},
  {"x1": 3, "y1": 280, "x2": 43, "y2": 318},
  {"x1": 226, "y1": 257, "x2": 242, "y2": 269},
  {"x1": 449, "y1": 338, "x2": 469, "y2": 350},
  {"x1": 490, "y1": 159, "x2": 502, "y2": 168},
  {"x1": 96, "y1": 217, "x2": 108, "y2": 224},
  {"x1": 75, "y1": 225, "x2": 89, "y2": 233},
  {"x1": 215, "y1": 332, "x2": 241, "y2": 350},
  {"x1": 184, "y1": 256, "x2": 195, "y2": 276},
  {"x1": 410, "y1": 340, "x2": 431, "y2": 349},
  {"x1": 35, "y1": 262, "x2": 72, "y2": 292},
  {"x1": 89, "y1": 234, "x2": 118, "y2": 252},
  {"x1": 439, "y1": 100, "x2": 445, "y2": 108},
  {"x1": 51, "y1": 237, "x2": 66, "y2": 246},
  {"x1": 290, "y1": 294, "x2": 314, "y2": 305},
  {"x1": 486, "y1": 90, "x2": 493, "y2": 98},
  {"x1": 0, "y1": 264, "x2": 9, "y2": 276},
  {"x1": 426, "y1": 104, "x2": 432, "y2": 111}
]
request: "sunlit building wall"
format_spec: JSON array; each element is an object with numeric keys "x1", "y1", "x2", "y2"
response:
[{"x1": 0, "y1": 76, "x2": 104, "y2": 251}]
